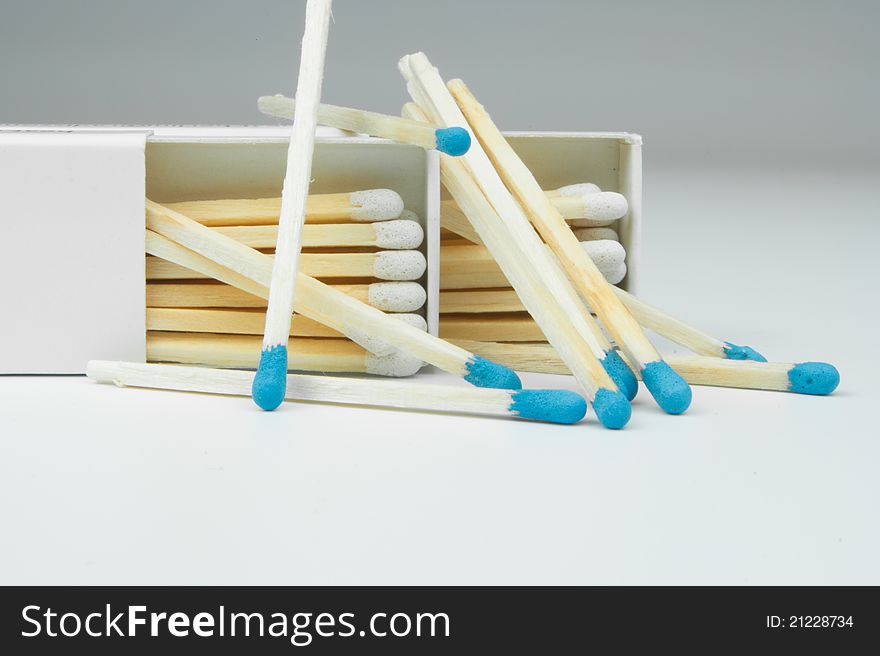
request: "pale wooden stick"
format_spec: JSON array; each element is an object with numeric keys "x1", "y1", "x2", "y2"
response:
[
  {"x1": 147, "y1": 307, "x2": 426, "y2": 338},
  {"x1": 447, "y1": 78, "x2": 691, "y2": 415},
  {"x1": 213, "y1": 220, "x2": 423, "y2": 249},
  {"x1": 449, "y1": 341, "x2": 839, "y2": 395},
  {"x1": 612, "y1": 288, "x2": 766, "y2": 361},
  {"x1": 439, "y1": 241, "x2": 624, "y2": 289},
  {"x1": 438, "y1": 286, "x2": 766, "y2": 362},
  {"x1": 146, "y1": 281, "x2": 425, "y2": 312},
  {"x1": 399, "y1": 73, "x2": 628, "y2": 428},
  {"x1": 164, "y1": 191, "x2": 404, "y2": 227},
  {"x1": 88, "y1": 361, "x2": 587, "y2": 424},
  {"x1": 441, "y1": 197, "x2": 616, "y2": 244},
  {"x1": 146, "y1": 249, "x2": 427, "y2": 281},
  {"x1": 145, "y1": 202, "x2": 519, "y2": 388},
  {"x1": 440, "y1": 314, "x2": 546, "y2": 342},
  {"x1": 258, "y1": 94, "x2": 471, "y2": 156},
  {"x1": 440, "y1": 289, "x2": 525, "y2": 314},
  {"x1": 255, "y1": 0, "x2": 332, "y2": 408},
  {"x1": 148, "y1": 332, "x2": 422, "y2": 377}
]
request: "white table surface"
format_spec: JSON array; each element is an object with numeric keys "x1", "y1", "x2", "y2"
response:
[{"x1": 1, "y1": 169, "x2": 876, "y2": 585}]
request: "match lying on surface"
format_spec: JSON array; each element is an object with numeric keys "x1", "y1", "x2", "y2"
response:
[{"x1": 88, "y1": 361, "x2": 586, "y2": 425}]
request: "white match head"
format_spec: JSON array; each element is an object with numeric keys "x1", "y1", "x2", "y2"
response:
[
  {"x1": 350, "y1": 189, "x2": 404, "y2": 222},
  {"x1": 367, "y1": 281, "x2": 426, "y2": 312},
  {"x1": 373, "y1": 219, "x2": 424, "y2": 250},
  {"x1": 398, "y1": 209, "x2": 420, "y2": 222},
  {"x1": 365, "y1": 350, "x2": 424, "y2": 377},
  {"x1": 373, "y1": 250, "x2": 427, "y2": 281},
  {"x1": 556, "y1": 183, "x2": 601, "y2": 197},
  {"x1": 572, "y1": 227, "x2": 619, "y2": 242},
  {"x1": 582, "y1": 192, "x2": 629, "y2": 221},
  {"x1": 581, "y1": 239, "x2": 626, "y2": 283}
]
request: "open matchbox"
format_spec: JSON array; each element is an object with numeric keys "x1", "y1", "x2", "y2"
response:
[{"x1": 0, "y1": 126, "x2": 642, "y2": 374}]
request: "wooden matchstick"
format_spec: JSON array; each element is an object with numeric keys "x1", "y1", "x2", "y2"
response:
[
  {"x1": 441, "y1": 195, "x2": 621, "y2": 244},
  {"x1": 437, "y1": 287, "x2": 767, "y2": 362},
  {"x1": 213, "y1": 220, "x2": 423, "y2": 249},
  {"x1": 611, "y1": 288, "x2": 767, "y2": 361},
  {"x1": 440, "y1": 289, "x2": 525, "y2": 314},
  {"x1": 448, "y1": 78, "x2": 691, "y2": 415},
  {"x1": 439, "y1": 314, "x2": 546, "y2": 342},
  {"x1": 146, "y1": 281, "x2": 426, "y2": 313},
  {"x1": 147, "y1": 307, "x2": 427, "y2": 339},
  {"x1": 258, "y1": 94, "x2": 471, "y2": 156},
  {"x1": 164, "y1": 190, "x2": 404, "y2": 227},
  {"x1": 88, "y1": 361, "x2": 587, "y2": 424},
  {"x1": 449, "y1": 341, "x2": 839, "y2": 396},
  {"x1": 400, "y1": 61, "x2": 632, "y2": 428},
  {"x1": 145, "y1": 201, "x2": 521, "y2": 389},
  {"x1": 251, "y1": 0, "x2": 335, "y2": 409},
  {"x1": 148, "y1": 332, "x2": 424, "y2": 377},
  {"x1": 438, "y1": 241, "x2": 625, "y2": 288},
  {"x1": 146, "y1": 249, "x2": 427, "y2": 281}
]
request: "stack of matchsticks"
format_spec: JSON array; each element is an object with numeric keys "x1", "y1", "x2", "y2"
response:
[
  {"x1": 145, "y1": 189, "x2": 431, "y2": 377},
  {"x1": 91, "y1": 3, "x2": 839, "y2": 427},
  {"x1": 439, "y1": 182, "x2": 629, "y2": 344}
]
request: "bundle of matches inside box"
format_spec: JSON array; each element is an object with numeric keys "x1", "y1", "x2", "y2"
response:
[
  {"x1": 145, "y1": 191, "x2": 430, "y2": 378},
  {"x1": 88, "y1": 0, "x2": 839, "y2": 428}
]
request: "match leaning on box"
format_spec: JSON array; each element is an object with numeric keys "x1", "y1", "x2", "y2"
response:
[
  {"x1": 402, "y1": 60, "x2": 635, "y2": 429},
  {"x1": 447, "y1": 75, "x2": 691, "y2": 415},
  {"x1": 81, "y1": 5, "x2": 838, "y2": 427}
]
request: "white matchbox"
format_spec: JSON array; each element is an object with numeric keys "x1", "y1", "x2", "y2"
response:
[{"x1": 0, "y1": 126, "x2": 640, "y2": 374}]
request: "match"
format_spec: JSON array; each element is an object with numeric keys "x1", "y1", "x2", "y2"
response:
[
  {"x1": 147, "y1": 249, "x2": 427, "y2": 282},
  {"x1": 440, "y1": 193, "x2": 621, "y2": 244},
  {"x1": 212, "y1": 220, "x2": 423, "y2": 250},
  {"x1": 146, "y1": 281, "x2": 426, "y2": 313},
  {"x1": 448, "y1": 77, "x2": 691, "y2": 415},
  {"x1": 147, "y1": 307, "x2": 427, "y2": 339},
  {"x1": 88, "y1": 361, "x2": 587, "y2": 425},
  {"x1": 164, "y1": 189, "x2": 404, "y2": 227},
  {"x1": 439, "y1": 240, "x2": 626, "y2": 288},
  {"x1": 258, "y1": 94, "x2": 471, "y2": 156},
  {"x1": 148, "y1": 332, "x2": 424, "y2": 377},
  {"x1": 438, "y1": 285, "x2": 767, "y2": 362}
]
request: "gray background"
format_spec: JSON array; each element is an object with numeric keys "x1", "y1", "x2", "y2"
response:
[{"x1": 1, "y1": 0, "x2": 877, "y2": 169}]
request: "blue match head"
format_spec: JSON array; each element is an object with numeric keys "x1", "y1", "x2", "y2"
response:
[
  {"x1": 591, "y1": 387, "x2": 631, "y2": 429},
  {"x1": 509, "y1": 389, "x2": 587, "y2": 424},
  {"x1": 434, "y1": 127, "x2": 471, "y2": 156},
  {"x1": 464, "y1": 355, "x2": 521, "y2": 389},
  {"x1": 787, "y1": 362, "x2": 840, "y2": 395},
  {"x1": 723, "y1": 341, "x2": 767, "y2": 362},
  {"x1": 641, "y1": 360, "x2": 692, "y2": 415},
  {"x1": 251, "y1": 345, "x2": 288, "y2": 411},
  {"x1": 601, "y1": 349, "x2": 639, "y2": 401}
]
